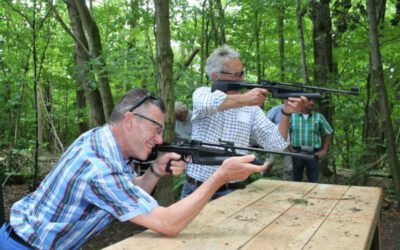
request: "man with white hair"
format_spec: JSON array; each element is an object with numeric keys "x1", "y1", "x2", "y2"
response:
[{"x1": 181, "y1": 45, "x2": 308, "y2": 200}]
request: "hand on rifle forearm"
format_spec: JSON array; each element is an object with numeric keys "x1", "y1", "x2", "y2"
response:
[
  {"x1": 282, "y1": 96, "x2": 309, "y2": 114},
  {"x1": 213, "y1": 155, "x2": 268, "y2": 183}
]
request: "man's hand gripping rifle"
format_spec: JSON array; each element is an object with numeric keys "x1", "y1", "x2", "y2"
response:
[
  {"x1": 212, "y1": 80, "x2": 360, "y2": 99},
  {"x1": 148, "y1": 139, "x2": 316, "y2": 173}
]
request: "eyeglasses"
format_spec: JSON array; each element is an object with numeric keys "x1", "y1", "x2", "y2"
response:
[
  {"x1": 133, "y1": 113, "x2": 164, "y2": 135},
  {"x1": 220, "y1": 70, "x2": 244, "y2": 78},
  {"x1": 129, "y1": 92, "x2": 159, "y2": 112}
]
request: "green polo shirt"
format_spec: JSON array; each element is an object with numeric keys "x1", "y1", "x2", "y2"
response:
[{"x1": 289, "y1": 111, "x2": 333, "y2": 149}]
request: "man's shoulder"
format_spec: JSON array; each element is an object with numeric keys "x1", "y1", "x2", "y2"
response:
[
  {"x1": 194, "y1": 86, "x2": 211, "y2": 93},
  {"x1": 266, "y1": 104, "x2": 283, "y2": 115}
]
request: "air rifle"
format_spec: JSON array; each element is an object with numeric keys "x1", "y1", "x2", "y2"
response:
[
  {"x1": 136, "y1": 139, "x2": 316, "y2": 173},
  {"x1": 211, "y1": 80, "x2": 360, "y2": 99}
]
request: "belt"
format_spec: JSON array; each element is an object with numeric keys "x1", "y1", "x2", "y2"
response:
[
  {"x1": 185, "y1": 175, "x2": 246, "y2": 192},
  {"x1": 293, "y1": 146, "x2": 320, "y2": 153},
  {"x1": 4, "y1": 222, "x2": 32, "y2": 248}
]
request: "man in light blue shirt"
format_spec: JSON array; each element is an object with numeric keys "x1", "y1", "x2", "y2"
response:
[
  {"x1": 266, "y1": 104, "x2": 293, "y2": 180},
  {"x1": 1, "y1": 88, "x2": 267, "y2": 249}
]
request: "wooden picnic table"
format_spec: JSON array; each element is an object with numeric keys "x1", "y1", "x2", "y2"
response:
[{"x1": 103, "y1": 179, "x2": 382, "y2": 250}]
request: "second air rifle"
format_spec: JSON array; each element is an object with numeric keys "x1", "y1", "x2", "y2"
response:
[
  {"x1": 136, "y1": 139, "x2": 316, "y2": 173},
  {"x1": 211, "y1": 80, "x2": 360, "y2": 99}
]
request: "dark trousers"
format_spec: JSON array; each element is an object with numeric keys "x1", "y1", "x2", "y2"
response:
[{"x1": 292, "y1": 147, "x2": 320, "y2": 183}]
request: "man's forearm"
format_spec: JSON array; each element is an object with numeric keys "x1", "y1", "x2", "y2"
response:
[
  {"x1": 217, "y1": 94, "x2": 244, "y2": 111},
  {"x1": 131, "y1": 173, "x2": 224, "y2": 237},
  {"x1": 133, "y1": 168, "x2": 160, "y2": 194},
  {"x1": 322, "y1": 133, "x2": 333, "y2": 150},
  {"x1": 277, "y1": 113, "x2": 290, "y2": 140}
]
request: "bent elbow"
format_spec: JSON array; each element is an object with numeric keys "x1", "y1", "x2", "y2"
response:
[{"x1": 158, "y1": 227, "x2": 180, "y2": 237}]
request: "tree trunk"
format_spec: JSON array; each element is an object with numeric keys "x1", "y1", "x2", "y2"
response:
[
  {"x1": 32, "y1": 0, "x2": 40, "y2": 189},
  {"x1": 310, "y1": 0, "x2": 334, "y2": 177},
  {"x1": 255, "y1": 10, "x2": 262, "y2": 80},
  {"x1": 278, "y1": 4, "x2": 285, "y2": 82},
  {"x1": 367, "y1": 0, "x2": 400, "y2": 202},
  {"x1": 362, "y1": 59, "x2": 385, "y2": 166},
  {"x1": 215, "y1": 0, "x2": 226, "y2": 45},
  {"x1": 74, "y1": 0, "x2": 114, "y2": 121},
  {"x1": 153, "y1": 0, "x2": 175, "y2": 206},
  {"x1": 296, "y1": 0, "x2": 309, "y2": 84},
  {"x1": 208, "y1": 0, "x2": 219, "y2": 47},
  {"x1": 67, "y1": 0, "x2": 105, "y2": 128},
  {"x1": 361, "y1": 0, "x2": 386, "y2": 167},
  {"x1": 199, "y1": 0, "x2": 207, "y2": 87}
]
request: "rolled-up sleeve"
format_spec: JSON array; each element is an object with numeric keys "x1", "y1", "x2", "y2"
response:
[
  {"x1": 252, "y1": 107, "x2": 289, "y2": 151},
  {"x1": 192, "y1": 87, "x2": 226, "y2": 120}
]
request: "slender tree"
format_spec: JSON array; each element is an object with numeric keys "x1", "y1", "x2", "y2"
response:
[
  {"x1": 278, "y1": 4, "x2": 285, "y2": 82},
  {"x1": 367, "y1": 0, "x2": 400, "y2": 201},
  {"x1": 74, "y1": 0, "x2": 114, "y2": 120},
  {"x1": 296, "y1": 0, "x2": 309, "y2": 83},
  {"x1": 153, "y1": 0, "x2": 175, "y2": 205},
  {"x1": 66, "y1": 0, "x2": 106, "y2": 128}
]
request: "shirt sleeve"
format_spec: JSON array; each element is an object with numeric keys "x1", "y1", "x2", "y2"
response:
[
  {"x1": 252, "y1": 107, "x2": 289, "y2": 151},
  {"x1": 85, "y1": 168, "x2": 158, "y2": 222},
  {"x1": 192, "y1": 87, "x2": 226, "y2": 120},
  {"x1": 319, "y1": 114, "x2": 334, "y2": 137}
]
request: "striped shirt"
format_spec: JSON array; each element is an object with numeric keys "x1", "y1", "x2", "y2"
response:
[
  {"x1": 289, "y1": 111, "x2": 333, "y2": 148},
  {"x1": 187, "y1": 87, "x2": 289, "y2": 182},
  {"x1": 10, "y1": 125, "x2": 158, "y2": 249}
]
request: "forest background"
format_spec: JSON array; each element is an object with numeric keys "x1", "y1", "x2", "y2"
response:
[{"x1": 0, "y1": 0, "x2": 400, "y2": 219}]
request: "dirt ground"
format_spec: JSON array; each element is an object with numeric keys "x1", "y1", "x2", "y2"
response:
[{"x1": 2, "y1": 180, "x2": 400, "y2": 250}]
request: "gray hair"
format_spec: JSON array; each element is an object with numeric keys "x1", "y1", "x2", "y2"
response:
[
  {"x1": 175, "y1": 101, "x2": 188, "y2": 115},
  {"x1": 175, "y1": 101, "x2": 187, "y2": 110},
  {"x1": 205, "y1": 45, "x2": 240, "y2": 79},
  {"x1": 108, "y1": 88, "x2": 165, "y2": 123}
]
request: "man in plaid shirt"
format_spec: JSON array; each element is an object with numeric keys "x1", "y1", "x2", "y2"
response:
[
  {"x1": 181, "y1": 45, "x2": 308, "y2": 200},
  {"x1": 288, "y1": 99, "x2": 333, "y2": 182}
]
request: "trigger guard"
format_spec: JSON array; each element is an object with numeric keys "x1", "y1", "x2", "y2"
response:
[{"x1": 166, "y1": 160, "x2": 173, "y2": 173}]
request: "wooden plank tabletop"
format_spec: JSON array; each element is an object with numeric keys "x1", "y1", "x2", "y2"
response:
[{"x1": 103, "y1": 179, "x2": 382, "y2": 250}]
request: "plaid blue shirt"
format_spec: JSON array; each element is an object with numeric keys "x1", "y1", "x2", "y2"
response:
[
  {"x1": 187, "y1": 87, "x2": 289, "y2": 182},
  {"x1": 10, "y1": 125, "x2": 158, "y2": 249}
]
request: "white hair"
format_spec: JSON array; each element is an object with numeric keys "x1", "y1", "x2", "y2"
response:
[{"x1": 205, "y1": 45, "x2": 240, "y2": 79}]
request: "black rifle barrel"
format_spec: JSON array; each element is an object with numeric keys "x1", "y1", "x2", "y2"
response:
[
  {"x1": 212, "y1": 80, "x2": 359, "y2": 98},
  {"x1": 259, "y1": 80, "x2": 360, "y2": 96},
  {"x1": 196, "y1": 140, "x2": 315, "y2": 160}
]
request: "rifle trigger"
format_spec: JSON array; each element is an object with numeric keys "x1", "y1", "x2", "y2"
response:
[{"x1": 166, "y1": 160, "x2": 173, "y2": 173}]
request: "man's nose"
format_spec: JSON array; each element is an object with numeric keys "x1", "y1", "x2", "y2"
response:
[{"x1": 155, "y1": 133, "x2": 163, "y2": 144}]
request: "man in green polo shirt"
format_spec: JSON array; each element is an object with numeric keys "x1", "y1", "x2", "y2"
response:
[{"x1": 288, "y1": 99, "x2": 333, "y2": 182}]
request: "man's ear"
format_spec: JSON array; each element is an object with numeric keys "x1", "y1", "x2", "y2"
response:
[
  {"x1": 210, "y1": 72, "x2": 219, "y2": 81},
  {"x1": 123, "y1": 111, "x2": 134, "y2": 129}
]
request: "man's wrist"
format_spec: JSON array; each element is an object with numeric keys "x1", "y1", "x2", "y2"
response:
[
  {"x1": 281, "y1": 108, "x2": 291, "y2": 116},
  {"x1": 149, "y1": 164, "x2": 162, "y2": 178}
]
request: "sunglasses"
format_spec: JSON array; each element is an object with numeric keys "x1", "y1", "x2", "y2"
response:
[
  {"x1": 128, "y1": 92, "x2": 164, "y2": 135},
  {"x1": 132, "y1": 113, "x2": 164, "y2": 135},
  {"x1": 129, "y1": 92, "x2": 159, "y2": 112},
  {"x1": 220, "y1": 70, "x2": 244, "y2": 78}
]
